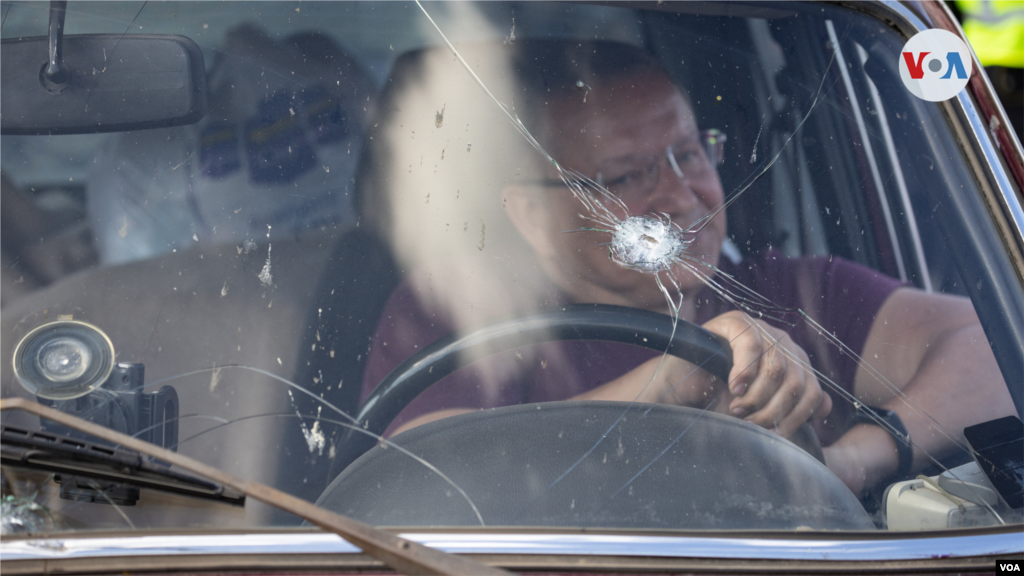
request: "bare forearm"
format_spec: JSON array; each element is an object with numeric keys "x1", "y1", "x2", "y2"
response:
[
  {"x1": 391, "y1": 408, "x2": 476, "y2": 436},
  {"x1": 571, "y1": 355, "x2": 732, "y2": 416},
  {"x1": 873, "y1": 324, "x2": 1009, "y2": 464},
  {"x1": 828, "y1": 323, "x2": 1013, "y2": 494}
]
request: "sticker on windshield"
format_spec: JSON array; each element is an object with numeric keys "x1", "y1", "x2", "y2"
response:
[{"x1": 899, "y1": 29, "x2": 973, "y2": 102}]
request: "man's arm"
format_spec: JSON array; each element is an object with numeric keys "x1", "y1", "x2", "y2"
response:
[
  {"x1": 574, "y1": 310, "x2": 831, "y2": 437},
  {"x1": 396, "y1": 310, "x2": 832, "y2": 438},
  {"x1": 823, "y1": 288, "x2": 1015, "y2": 496}
]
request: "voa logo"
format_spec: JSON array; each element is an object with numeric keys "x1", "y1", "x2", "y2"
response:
[
  {"x1": 999, "y1": 561, "x2": 1022, "y2": 573},
  {"x1": 899, "y1": 29, "x2": 973, "y2": 102}
]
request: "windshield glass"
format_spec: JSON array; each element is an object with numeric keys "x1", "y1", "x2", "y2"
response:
[{"x1": 2, "y1": 0, "x2": 1022, "y2": 536}]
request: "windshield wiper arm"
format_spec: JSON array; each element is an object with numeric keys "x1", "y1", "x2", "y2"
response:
[
  {"x1": 1, "y1": 424, "x2": 245, "y2": 506},
  {"x1": 0, "y1": 398, "x2": 510, "y2": 576}
]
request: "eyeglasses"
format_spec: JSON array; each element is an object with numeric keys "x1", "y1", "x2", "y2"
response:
[
  {"x1": 525, "y1": 129, "x2": 726, "y2": 205},
  {"x1": 596, "y1": 129, "x2": 727, "y2": 204}
]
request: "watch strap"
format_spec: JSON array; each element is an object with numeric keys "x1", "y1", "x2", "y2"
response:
[{"x1": 853, "y1": 405, "x2": 913, "y2": 480}]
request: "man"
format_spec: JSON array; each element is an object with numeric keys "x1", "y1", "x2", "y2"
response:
[{"x1": 362, "y1": 41, "x2": 1013, "y2": 497}]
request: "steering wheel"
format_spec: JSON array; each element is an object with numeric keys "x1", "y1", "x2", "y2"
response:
[
  {"x1": 316, "y1": 305, "x2": 870, "y2": 530},
  {"x1": 331, "y1": 303, "x2": 821, "y2": 474}
]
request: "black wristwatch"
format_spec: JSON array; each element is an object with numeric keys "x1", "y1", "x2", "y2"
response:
[{"x1": 853, "y1": 405, "x2": 913, "y2": 481}]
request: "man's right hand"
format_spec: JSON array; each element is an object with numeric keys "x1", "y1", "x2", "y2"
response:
[{"x1": 697, "y1": 311, "x2": 831, "y2": 437}]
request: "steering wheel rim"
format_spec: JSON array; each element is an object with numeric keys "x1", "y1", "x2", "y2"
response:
[{"x1": 332, "y1": 303, "x2": 738, "y2": 475}]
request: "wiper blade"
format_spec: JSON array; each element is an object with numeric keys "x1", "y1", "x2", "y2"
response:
[
  {"x1": 1, "y1": 424, "x2": 245, "y2": 506},
  {"x1": 0, "y1": 398, "x2": 509, "y2": 576}
]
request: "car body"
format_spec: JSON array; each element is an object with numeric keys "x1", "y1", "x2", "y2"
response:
[{"x1": 1, "y1": 1, "x2": 1022, "y2": 574}]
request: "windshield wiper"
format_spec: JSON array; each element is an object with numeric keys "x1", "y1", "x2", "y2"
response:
[
  {"x1": 0, "y1": 398, "x2": 509, "y2": 576},
  {"x1": 1, "y1": 424, "x2": 245, "y2": 506}
]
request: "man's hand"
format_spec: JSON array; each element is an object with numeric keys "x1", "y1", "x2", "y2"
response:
[
  {"x1": 662, "y1": 311, "x2": 831, "y2": 437},
  {"x1": 577, "y1": 310, "x2": 832, "y2": 438}
]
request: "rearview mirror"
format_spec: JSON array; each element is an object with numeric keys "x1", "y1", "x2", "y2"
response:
[{"x1": 1, "y1": 34, "x2": 206, "y2": 135}]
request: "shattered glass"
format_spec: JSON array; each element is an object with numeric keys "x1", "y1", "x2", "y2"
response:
[{"x1": 1, "y1": 0, "x2": 1022, "y2": 537}]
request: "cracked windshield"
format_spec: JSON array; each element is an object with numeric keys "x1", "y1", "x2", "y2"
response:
[{"x1": 2, "y1": 1, "x2": 1021, "y2": 535}]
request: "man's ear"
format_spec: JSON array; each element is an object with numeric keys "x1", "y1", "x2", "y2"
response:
[{"x1": 503, "y1": 184, "x2": 556, "y2": 259}]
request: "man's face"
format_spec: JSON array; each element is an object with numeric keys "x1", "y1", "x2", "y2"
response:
[{"x1": 523, "y1": 70, "x2": 727, "y2": 313}]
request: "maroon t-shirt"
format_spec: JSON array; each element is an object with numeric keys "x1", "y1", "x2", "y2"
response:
[{"x1": 361, "y1": 252, "x2": 904, "y2": 444}]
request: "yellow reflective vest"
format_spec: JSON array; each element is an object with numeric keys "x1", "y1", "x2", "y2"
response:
[{"x1": 956, "y1": 0, "x2": 1024, "y2": 68}]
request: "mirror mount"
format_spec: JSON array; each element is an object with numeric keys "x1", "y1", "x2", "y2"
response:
[{"x1": 40, "y1": 0, "x2": 70, "y2": 94}]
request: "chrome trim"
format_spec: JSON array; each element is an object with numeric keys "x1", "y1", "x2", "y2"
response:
[
  {"x1": 952, "y1": 88, "x2": 1024, "y2": 264},
  {"x1": 825, "y1": 20, "x2": 908, "y2": 284},
  {"x1": 843, "y1": 0, "x2": 1024, "y2": 282},
  {"x1": 929, "y1": 0, "x2": 1024, "y2": 167},
  {"x1": 873, "y1": 1, "x2": 1024, "y2": 273},
  {"x1": 875, "y1": 2, "x2": 929, "y2": 37},
  {"x1": 934, "y1": 59, "x2": 1024, "y2": 277},
  {"x1": 854, "y1": 42, "x2": 933, "y2": 291},
  {"x1": 2, "y1": 531, "x2": 1022, "y2": 562}
]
